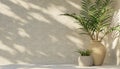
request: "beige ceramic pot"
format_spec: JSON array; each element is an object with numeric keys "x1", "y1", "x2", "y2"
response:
[
  {"x1": 78, "y1": 56, "x2": 93, "y2": 66},
  {"x1": 89, "y1": 41, "x2": 106, "y2": 66}
]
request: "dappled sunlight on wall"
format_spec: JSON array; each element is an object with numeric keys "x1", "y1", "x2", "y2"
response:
[
  {"x1": 0, "y1": 2, "x2": 27, "y2": 23},
  {"x1": 103, "y1": 8, "x2": 120, "y2": 65},
  {"x1": 0, "y1": 0, "x2": 90, "y2": 65},
  {"x1": 116, "y1": 48, "x2": 120, "y2": 65},
  {"x1": 0, "y1": 0, "x2": 120, "y2": 65}
]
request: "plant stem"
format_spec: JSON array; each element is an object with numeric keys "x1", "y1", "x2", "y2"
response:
[
  {"x1": 89, "y1": 31, "x2": 94, "y2": 40},
  {"x1": 96, "y1": 31, "x2": 100, "y2": 41},
  {"x1": 100, "y1": 33, "x2": 106, "y2": 41}
]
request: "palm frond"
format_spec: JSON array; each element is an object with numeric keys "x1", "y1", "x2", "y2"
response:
[
  {"x1": 100, "y1": 25, "x2": 120, "y2": 41},
  {"x1": 62, "y1": 0, "x2": 115, "y2": 41}
]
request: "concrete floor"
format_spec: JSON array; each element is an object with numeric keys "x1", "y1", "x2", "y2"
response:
[{"x1": 0, "y1": 64, "x2": 119, "y2": 69}]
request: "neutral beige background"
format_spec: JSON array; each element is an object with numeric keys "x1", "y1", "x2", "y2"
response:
[{"x1": 0, "y1": 0, "x2": 119, "y2": 65}]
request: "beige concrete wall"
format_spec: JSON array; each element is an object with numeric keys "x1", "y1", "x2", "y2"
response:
[
  {"x1": 103, "y1": 0, "x2": 120, "y2": 65},
  {"x1": 0, "y1": 0, "x2": 89, "y2": 65},
  {"x1": 0, "y1": 0, "x2": 120, "y2": 65}
]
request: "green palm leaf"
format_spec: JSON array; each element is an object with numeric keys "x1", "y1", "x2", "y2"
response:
[{"x1": 62, "y1": 0, "x2": 120, "y2": 41}]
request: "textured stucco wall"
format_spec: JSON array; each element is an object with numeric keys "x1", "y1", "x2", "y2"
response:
[
  {"x1": 103, "y1": 0, "x2": 120, "y2": 65},
  {"x1": 0, "y1": 0, "x2": 87, "y2": 65},
  {"x1": 0, "y1": 0, "x2": 120, "y2": 65}
]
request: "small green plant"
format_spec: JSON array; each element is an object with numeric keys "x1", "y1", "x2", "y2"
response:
[{"x1": 77, "y1": 49, "x2": 92, "y2": 56}]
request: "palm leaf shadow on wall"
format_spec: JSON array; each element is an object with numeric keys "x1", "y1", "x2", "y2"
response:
[{"x1": 0, "y1": 0, "x2": 88, "y2": 64}]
